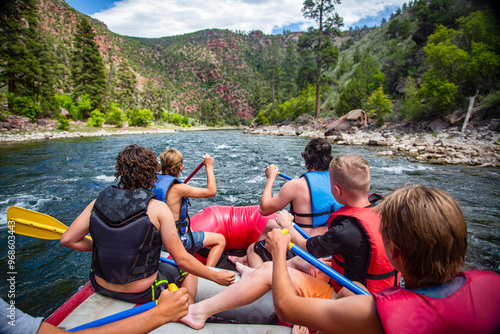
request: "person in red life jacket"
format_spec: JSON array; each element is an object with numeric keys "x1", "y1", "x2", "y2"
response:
[
  {"x1": 153, "y1": 148, "x2": 226, "y2": 267},
  {"x1": 266, "y1": 184, "x2": 500, "y2": 334},
  {"x1": 61, "y1": 145, "x2": 235, "y2": 306},
  {"x1": 179, "y1": 155, "x2": 394, "y2": 330},
  {"x1": 276, "y1": 154, "x2": 399, "y2": 294},
  {"x1": 229, "y1": 138, "x2": 342, "y2": 268}
]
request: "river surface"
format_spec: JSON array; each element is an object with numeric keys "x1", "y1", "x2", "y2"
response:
[{"x1": 0, "y1": 130, "x2": 499, "y2": 317}]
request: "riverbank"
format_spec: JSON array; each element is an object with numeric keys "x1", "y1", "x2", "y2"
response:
[
  {"x1": 245, "y1": 121, "x2": 500, "y2": 167},
  {"x1": 0, "y1": 115, "x2": 239, "y2": 143}
]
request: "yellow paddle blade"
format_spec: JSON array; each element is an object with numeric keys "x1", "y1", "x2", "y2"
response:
[{"x1": 7, "y1": 206, "x2": 69, "y2": 240}]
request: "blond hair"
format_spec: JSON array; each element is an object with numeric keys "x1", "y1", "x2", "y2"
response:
[
  {"x1": 376, "y1": 184, "x2": 467, "y2": 286},
  {"x1": 329, "y1": 155, "x2": 370, "y2": 196},
  {"x1": 159, "y1": 149, "x2": 183, "y2": 176}
]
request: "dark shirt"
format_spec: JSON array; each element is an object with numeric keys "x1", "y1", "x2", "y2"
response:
[{"x1": 305, "y1": 211, "x2": 371, "y2": 285}]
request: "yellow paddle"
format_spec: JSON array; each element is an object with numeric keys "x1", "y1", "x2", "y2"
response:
[{"x1": 7, "y1": 206, "x2": 92, "y2": 240}]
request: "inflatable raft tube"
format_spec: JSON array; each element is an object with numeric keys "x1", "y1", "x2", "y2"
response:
[
  {"x1": 190, "y1": 205, "x2": 277, "y2": 251},
  {"x1": 47, "y1": 255, "x2": 289, "y2": 333}
]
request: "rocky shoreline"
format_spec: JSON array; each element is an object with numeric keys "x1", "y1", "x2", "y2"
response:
[
  {"x1": 2, "y1": 115, "x2": 499, "y2": 167},
  {"x1": 245, "y1": 122, "x2": 500, "y2": 167}
]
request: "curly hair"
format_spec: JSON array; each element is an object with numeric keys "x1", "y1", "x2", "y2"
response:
[
  {"x1": 301, "y1": 138, "x2": 333, "y2": 171},
  {"x1": 158, "y1": 148, "x2": 183, "y2": 176},
  {"x1": 115, "y1": 144, "x2": 159, "y2": 190}
]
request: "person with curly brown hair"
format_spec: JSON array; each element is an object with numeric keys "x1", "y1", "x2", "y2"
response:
[{"x1": 61, "y1": 145, "x2": 235, "y2": 305}]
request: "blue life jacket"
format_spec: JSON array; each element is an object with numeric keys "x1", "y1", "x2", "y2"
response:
[
  {"x1": 153, "y1": 175, "x2": 189, "y2": 233},
  {"x1": 291, "y1": 171, "x2": 343, "y2": 228},
  {"x1": 90, "y1": 186, "x2": 161, "y2": 284}
]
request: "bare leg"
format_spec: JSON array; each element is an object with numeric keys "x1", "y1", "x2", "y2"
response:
[
  {"x1": 203, "y1": 232, "x2": 226, "y2": 267},
  {"x1": 180, "y1": 261, "x2": 274, "y2": 329},
  {"x1": 228, "y1": 254, "x2": 248, "y2": 265},
  {"x1": 246, "y1": 242, "x2": 264, "y2": 268},
  {"x1": 178, "y1": 274, "x2": 197, "y2": 304}
]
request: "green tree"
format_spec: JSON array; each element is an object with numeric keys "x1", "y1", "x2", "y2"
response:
[
  {"x1": 301, "y1": 0, "x2": 343, "y2": 118},
  {"x1": 336, "y1": 53, "x2": 383, "y2": 115},
  {"x1": 114, "y1": 60, "x2": 136, "y2": 110},
  {"x1": 70, "y1": 18, "x2": 106, "y2": 115},
  {"x1": 281, "y1": 41, "x2": 298, "y2": 100},
  {"x1": 365, "y1": 86, "x2": 392, "y2": 125},
  {"x1": 421, "y1": 10, "x2": 500, "y2": 115},
  {"x1": 0, "y1": 0, "x2": 42, "y2": 111},
  {"x1": 87, "y1": 109, "x2": 105, "y2": 127},
  {"x1": 399, "y1": 77, "x2": 421, "y2": 119}
]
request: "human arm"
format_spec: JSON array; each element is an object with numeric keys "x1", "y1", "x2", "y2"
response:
[
  {"x1": 305, "y1": 216, "x2": 365, "y2": 259},
  {"x1": 260, "y1": 165, "x2": 297, "y2": 216},
  {"x1": 275, "y1": 210, "x2": 308, "y2": 249},
  {"x1": 172, "y1": 154, "x2": 216, "y2": 199},
  {"x1": 153, "y1": 201, "x2": 235, "y2": 286},
  {"x1": 37, "y1": 288, "x2": 190, "y2": 334},
  {"x1": 267, "y1": 229, "x2": 382, "y2": 334},
  {"x1": 60, "y1": 200, "x2": 94, "y2": 252}
]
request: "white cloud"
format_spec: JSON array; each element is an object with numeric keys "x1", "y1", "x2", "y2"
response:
[{"x1": 92, "y1": 0, "x2": 407, "y2": 38}]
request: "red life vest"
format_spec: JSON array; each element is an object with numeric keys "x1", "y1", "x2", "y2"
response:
[
  {"x1": 374, "y1": 270, "x2": 500, "y2": 334},
  {"x1": 328, "y1": 206, "x2": 400, "y2": 293}
]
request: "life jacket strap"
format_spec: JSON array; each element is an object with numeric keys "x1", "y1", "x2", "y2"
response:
[{"x1": 333, "y1": 256, "x2": 398, "y2": 281}]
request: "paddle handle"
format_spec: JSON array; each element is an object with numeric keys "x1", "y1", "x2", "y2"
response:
[
  {"x1": 160, "y1": 256, "x2": 177, "y2": 266},
  {"x1": 183, "y1": 161, "x2": 205, "y2": 184},
  {"x1": 292, "y1": 222, "x2": 312, "y2": 239},
  {"x1": 272, "y1": 165, "x2": 293, "y2": 180},
  {"x1": 281, "y1": 229, "x2": 370, "y2": 296},
  {"x1": 67, "y1": 301, "x2": 156, "y2": 331},
  {"x1": 68, "y1": 283, "x2": 179, "y2": 331}
]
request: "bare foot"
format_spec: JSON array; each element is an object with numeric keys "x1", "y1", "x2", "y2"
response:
[
  {"x1": 292, "y1": 325, "x2": 310, "y2": 334},
  {"x1": 180, "y1": 304, "x2": 208, "y2": 330},
  {"x1": 235, "y1": 262, "x2": 255, "y2": 278},
  {"x1": 228, "y1": 255, "x2": 248, "y2": 265}
]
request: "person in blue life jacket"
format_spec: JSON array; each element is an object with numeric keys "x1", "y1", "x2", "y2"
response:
[
  {"x1": 61, "y1": 145, "x2": 235, "y2": 306},
  {"x1": 229, "y1": 138, "x2": 343, "y2": 268},
  {"x1": 153, "y1": 148, "x2": 226, "y2": 267}
]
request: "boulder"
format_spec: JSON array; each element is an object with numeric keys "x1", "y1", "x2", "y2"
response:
[
  {"x1": 427, "y1": 119, "x2": 450, "y2": 132},
  {"x1": 324, "y1": 109, "x2": 367, "y2": 136}
]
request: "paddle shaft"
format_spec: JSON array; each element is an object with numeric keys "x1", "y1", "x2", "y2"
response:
[
  {"x1": 281, "y1": 229, "x2": 369, "y2": 296},
  {"x1": 183, "y1": 161, "x2": 205, "y2": 183},
  {"x1": 68, "y1": 284, "x2": 178, "y2": 331}
]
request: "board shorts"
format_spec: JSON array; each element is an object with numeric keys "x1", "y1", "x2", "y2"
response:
[
  {"x1": 293, "y1": 270, "x2": 335, "y2": 300},
  {"x1": 253, "y1": 239, "x2": 295, "y2": 262},
  {"x1": 90, "y1": 262, "x2": 187, "y2": 304},
  {"x1": 179, "y1": 231, "x2": 205, "y2": 254}
]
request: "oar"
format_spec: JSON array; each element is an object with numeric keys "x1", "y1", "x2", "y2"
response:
[
  {"x1": 281, "y1": 229, "x2": 370, "y2": 296},
  {"x1": 272, "y1": 165, "x2": 293, "y2": 181},
  {"x1": 183, "y1": 161, "x2": 205, "y2": 183},
  {"x1": 292, "y1": 222, "x2": 312, "y2": 239},
  {"x1": 7, "y1": 206, "x2": 91, "y2": 241},
  {"x1": 7, "y1": 206, "x2": 179, "y2": 267},
  {"x1": 68, "y1": 284, "x2": 179, "y2": 332}
]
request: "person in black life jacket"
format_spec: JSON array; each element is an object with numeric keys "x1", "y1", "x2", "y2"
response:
[
  {"x1": 275, "y1": 154, "x2": 399, "y2": 295},
  {"x1": 153, "y1": 148, "x2": 226, "y2": 267},
  {"x1": 229, "y1": 138, "x2": 342, "y2": 268},
  {"x1": 61, "y1": 145, "x2": 235, "y2": 305},
  {"x1": 266, "y1": 184, "x2": 500, "y2": 334}
]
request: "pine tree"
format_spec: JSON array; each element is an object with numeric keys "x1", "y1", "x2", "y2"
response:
[
  {"x1": 281, "y1": 41, "x2": 298, "y2": 100},
  {"x1": 301, "y1": 0, "x2": 344, "y2": 118},
  {"x1": 70, "y1": 18, "x2": 106, "y2": 117},
  {"x1": 0, "y1": 0, "x2": 41, "y2": 102},
  {"x1": 114, "y1": 59, "x2": 136, "y2": 110}
]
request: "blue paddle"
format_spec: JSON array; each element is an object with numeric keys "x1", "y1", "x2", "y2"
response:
[
  {"x1": 281, "y1": 229, "x2": 370, "y2": 296},
  {"x1": 68, "y1": 284, "x2": 179, "y2": 331}
]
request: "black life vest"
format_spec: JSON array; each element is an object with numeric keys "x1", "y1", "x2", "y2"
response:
[{"x1": 89, "y1": 186, "x2": 161, "y2": 284}]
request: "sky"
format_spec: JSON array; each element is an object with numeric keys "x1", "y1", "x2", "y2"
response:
[{"x1": 65, "y1": 0, "x2": 408, "y2": 38}]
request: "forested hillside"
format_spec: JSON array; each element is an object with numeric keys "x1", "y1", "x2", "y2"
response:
[{"x1": 1, "y1": 0, "x2": 499, "y2": 130}]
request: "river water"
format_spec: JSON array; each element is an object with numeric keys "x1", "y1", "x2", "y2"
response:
[{"x1": 0, "y1": 130, "x2": 499, "y2": 317}]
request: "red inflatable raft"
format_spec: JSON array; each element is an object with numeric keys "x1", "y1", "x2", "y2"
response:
[{"x1": 190, "y1": 205, "x2": 276, "y2": 263}]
